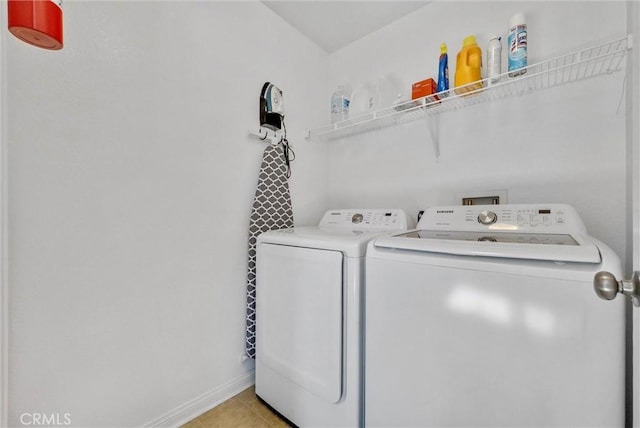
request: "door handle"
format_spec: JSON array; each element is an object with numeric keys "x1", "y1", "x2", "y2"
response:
[{"x1": 593, "y1": 271, "x2": 640, "y2": 307}]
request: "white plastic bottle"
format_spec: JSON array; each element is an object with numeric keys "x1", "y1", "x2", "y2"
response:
[
  {"x1": 508, "y1": 12, "x2": 527, "y2": 77},
  {"x1": 330, "y1": 85, "x2": 350, "y2": 123},
  {"x1": 486, "y1": 36, "x2": 502, "y2": 85}
]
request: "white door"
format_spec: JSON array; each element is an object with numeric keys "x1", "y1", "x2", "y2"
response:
[
  {"x1": 629, "y1": 3, "x2": 639, "y2": 426},
  {"x1": 0, "y1": 6, "x2": 6, "y2": 426}
]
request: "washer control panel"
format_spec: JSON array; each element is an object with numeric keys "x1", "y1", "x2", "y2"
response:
[
  {"x1": 419, "y1": 204, "x2": 585, "y2": 234},
  {"x1": 320, "y1": 209, "x2": 410, "y2": 231},
  {"x1": 477, "y1": 210, "x2": 498, "y2": 225}
]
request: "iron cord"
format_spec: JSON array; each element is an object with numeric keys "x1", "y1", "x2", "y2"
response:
[{"x1": 280, "y1": 120, "x2": 295, "y2": 179}]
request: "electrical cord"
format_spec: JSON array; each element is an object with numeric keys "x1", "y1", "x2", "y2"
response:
[{"x1": 280, "y1": 120, "x2": 295, "y2": 179}]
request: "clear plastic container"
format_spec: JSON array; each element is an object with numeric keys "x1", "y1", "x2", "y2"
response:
[{"x1": 330, "y1": 85, "x2": 350, "y2": 123}]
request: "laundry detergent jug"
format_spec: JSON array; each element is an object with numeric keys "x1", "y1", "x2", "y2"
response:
[{"x1": 455, "y1": 35, "x2": 483, "y2": 95}]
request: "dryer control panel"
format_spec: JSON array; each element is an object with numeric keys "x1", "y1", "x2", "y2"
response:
[
  {"x1": 418, "y1": 204, "x2": 587, "y2": 235},
  {"x1": 320, "y1": 209, "x2": 410, "y2": 231}
]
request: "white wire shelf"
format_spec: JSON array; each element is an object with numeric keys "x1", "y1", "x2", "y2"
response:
[{"x1": 307, "y1": 35, "x2": 631, "y2": 141}]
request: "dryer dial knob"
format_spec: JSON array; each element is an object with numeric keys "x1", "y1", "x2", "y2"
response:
[
  {"x1": 478, "y1": 210, "x2": 498, "y2": 225},
  {"x1": 352, "y1": 213, "x2": 364, "y2": 224}
]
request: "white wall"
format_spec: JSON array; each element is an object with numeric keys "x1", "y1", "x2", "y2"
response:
[
  {"x1": 327, "y1": 1, "x2": 628, "y2": 261},
  {"x1": 6, "y1": 1, "x2": 328, "y2": 426}
]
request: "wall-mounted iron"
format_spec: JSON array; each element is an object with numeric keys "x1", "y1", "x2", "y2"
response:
[
  {"x1": 251, "y1": 81, "x2": 294, "y2": 177},
  {"x1": 260, "y1": 82, "x2": 284, "y2": 131}
]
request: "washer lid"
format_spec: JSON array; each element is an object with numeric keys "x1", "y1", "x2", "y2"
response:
[
  {"x1": 373, "y1": 203, "x2": 602, "y2": 263},
  {"x1": 373, "y1": 230, "x2": 602, "y2": 263}
]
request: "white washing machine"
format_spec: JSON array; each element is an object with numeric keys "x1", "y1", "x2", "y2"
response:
[
  {"x1": 365, "y1": 204, "x2": 626, "y2": 427},
  {"x1": 256, "y1": 209, "x2": 409, "y2": 427}
]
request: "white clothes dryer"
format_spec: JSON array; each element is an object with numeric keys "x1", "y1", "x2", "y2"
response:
[
  {"x1": 365, "y1": 204, "x2": 626, "y2": 427},
  {"x1": 256, "y1": 209, "x2": 409, "y2": 427}
]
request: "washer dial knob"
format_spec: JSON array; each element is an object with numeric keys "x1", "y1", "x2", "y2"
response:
[
  {"x1": 478, "y1": 210, "x2": 498, "y2": 225},
  {"x1": 352, "y1": 213, "x2": 364, "y2": 224}
]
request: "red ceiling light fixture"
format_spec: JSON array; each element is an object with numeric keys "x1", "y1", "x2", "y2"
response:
[{"x1": 8, "y1": 0, "x2": 63, "y2": 50}]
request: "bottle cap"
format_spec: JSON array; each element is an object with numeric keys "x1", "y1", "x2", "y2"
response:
[
  {"x1": 509, "y1": 12, "x2": 525, "y2": 28},
  {"x1": 489, "y1": 35, "x2": 501, "y2": 41},
  {"x1": 462, "y1": 35, "x2": 477, "y2": 47},
  {"x1": 440, "y1": 43, "x2": 447, "y2": 54}
]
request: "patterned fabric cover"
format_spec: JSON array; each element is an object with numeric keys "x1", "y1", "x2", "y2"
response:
[{"x1": 245, "y1": 144, "x2": 294, "y2": 359}]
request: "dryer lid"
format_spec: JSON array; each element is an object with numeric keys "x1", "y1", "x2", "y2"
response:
[
  {"x1": 259, "y1": 226, "x2": 388, "y2": 257},
  {"x1": 257, "y1": 208, "x2": 411, "y2": 257}
]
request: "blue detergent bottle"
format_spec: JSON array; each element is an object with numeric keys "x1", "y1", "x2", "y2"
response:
[{"x1": 437, "y1": 43, "x2": 449, "y2": 96}]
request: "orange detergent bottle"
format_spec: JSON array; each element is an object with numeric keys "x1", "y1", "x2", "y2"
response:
[{"x1": 454, "y1": 35, "x2": 483, "y2": 95}]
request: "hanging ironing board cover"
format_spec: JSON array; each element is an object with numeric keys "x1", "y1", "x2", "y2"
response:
[{"x1": 246, "y1": 144, "x2": 293, "y2": 359}]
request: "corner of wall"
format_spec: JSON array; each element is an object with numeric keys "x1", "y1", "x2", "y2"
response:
[{"x1": 142, "y1": 370, "x2": 255, "y2": 428}]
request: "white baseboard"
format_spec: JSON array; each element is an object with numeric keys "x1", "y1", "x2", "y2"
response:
[{"x1": 143, "y1": 369, "x2": 255, "y2": 428}]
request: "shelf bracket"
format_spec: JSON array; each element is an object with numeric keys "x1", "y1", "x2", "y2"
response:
[{"x1": 426, "y1": 114, "x2": 440, "y2": 161}]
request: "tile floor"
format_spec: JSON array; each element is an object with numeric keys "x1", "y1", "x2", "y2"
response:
[{"x1": 181, "y1": 386, "x2": 291, "y2": 428}]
